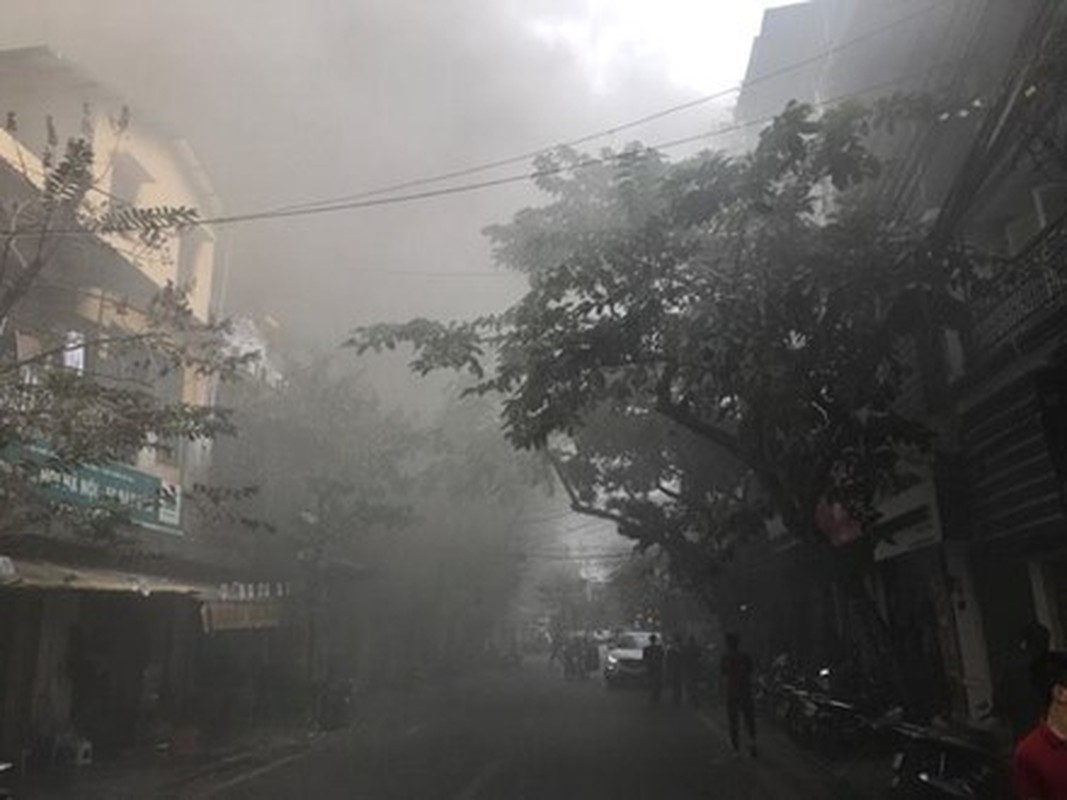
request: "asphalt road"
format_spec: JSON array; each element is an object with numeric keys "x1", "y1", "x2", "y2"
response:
[{"x1": 204, "y1": 661, "x2": 855, "y2": 800}]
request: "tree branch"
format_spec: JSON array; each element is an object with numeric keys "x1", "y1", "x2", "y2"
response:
[
  {"x1": 569, "y1": 502, "x2": 631, "y2": 525},
  {"x1": 654, "y1": 376, "x2": 807, "y2": 544},
  {"x1": 656, "y1": 482, "x2": 682, "y2": 499},
  {"x1": 545, "y1": 448, "x2": 632, "y2": 525},
  {"x1": 0, "y1": 330, "x2": 169, "y2": 375},
  {"x1": 0, "y1": 201, "x2": 32, "y2": 292},
  {"x1": 0, "y1": 247, "x2": 49, "y2": 323},
  {"x1": 545, "y1": 449, "x2": 579, "y2": 506},
  {"x1": 653, "y1": 397, "x2": 747, "y2": 464}
]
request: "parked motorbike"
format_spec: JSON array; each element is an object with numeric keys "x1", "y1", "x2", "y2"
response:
[
  {"x1": 888, "y1": 722, "x2": 1010, "y2": 799},
  {"x1": 756, "y1": 664, "x2": 900, "y2": 759},
  {"x1": 807, "y1": 695, "x2": 878, "y2": 757},
  {"x1": 0, "y1": 760, "x2": 11, "y2": 799}
]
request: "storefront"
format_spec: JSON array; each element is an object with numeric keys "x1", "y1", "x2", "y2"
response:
[
  {"x1": 0, "y1": 558, "x2": 223, "y2": 763},
  {"x1": 870, "y1": 472, "x2": 974, "y2": 719},
  {"x1": 959, "y1": 365, "x2": 1067, "y2": 722}
]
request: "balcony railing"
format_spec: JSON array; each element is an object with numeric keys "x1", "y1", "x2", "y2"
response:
[{"x1": 971, "y1": 215, "x2": 1067, "y2": 353}]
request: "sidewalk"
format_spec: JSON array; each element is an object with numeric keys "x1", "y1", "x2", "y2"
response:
[
  {"x1": 699, "y1": 703, "x2": 894, "y2": 799},
  {"x1": 15, "y1": 724, "x2": 323, "y2": 800},
  {"x1": 15, "y1": 680, "x2": 450, "y2": 800}
]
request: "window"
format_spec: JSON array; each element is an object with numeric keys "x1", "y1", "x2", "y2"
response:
[{"x1": 62, "y1": 330, "x2": 85, "y2": 374}]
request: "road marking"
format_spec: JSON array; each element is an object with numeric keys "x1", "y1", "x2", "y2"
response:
[
  {"x1": 455, "y1": 758, "x2": 507, "y2": 800},
  {"x1": 202, "y1": 751, "x2": 307, "y2": 796},
  {"x1": 401, "y1": 723, "x2": 426, "y2": 739}
]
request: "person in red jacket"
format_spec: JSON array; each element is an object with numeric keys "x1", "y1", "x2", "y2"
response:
[
  {"x1": 720, "y1": 632, "x2": 757, "y2": 757},
  {"x1": 1014, "y1": 652, "x2": 1067, "y2": 799}
]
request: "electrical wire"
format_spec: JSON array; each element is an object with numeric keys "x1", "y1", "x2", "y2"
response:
[
  {"x1": 193, "y1": 61, "x2": 967, "y2": 227},
  {"x1": 6, "y1": 2, "x2": 951, "y2": 249},
  {"x1": 270, "y1": 1, "x2": 948, "y2": 215},
  {"x1": 10, "y1": 54, "x2": 965, "y2": 243}
]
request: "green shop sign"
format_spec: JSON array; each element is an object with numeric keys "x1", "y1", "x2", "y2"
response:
[{"x1": 12, "y1": 443, "x2": 183, "y2": 534}]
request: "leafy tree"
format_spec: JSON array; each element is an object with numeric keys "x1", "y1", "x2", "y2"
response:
[
  {"x1": 348, "y1": 102, "x2": 960, "y2": 611},
  {"x1": 0, "y1": 115, "x2": 245, "y2": 539},
  {"x1": 206, "y1": 357, "x2": 417, "y2": 564},
  {"x1": 603, "y1": 554, "x2": 668, "y2": 631},
  {"x1": 206, "y1": 357, "x2": 421, "y2": 694},
  {"x1": 212, "y1": 362, "x2": 551, "y2": 685},
  {"x1": 546, "y1": 405, "x2": 758, "y2": 612}
]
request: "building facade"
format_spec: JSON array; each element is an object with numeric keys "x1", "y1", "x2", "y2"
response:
[
  {"x1": 0, "y1": 47, "x2": 290, "y2": 765},
  {"x1": 734, "y1": 0, "x2": 1067, "y2": 724}
]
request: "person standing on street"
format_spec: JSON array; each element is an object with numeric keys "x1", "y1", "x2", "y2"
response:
[
  {"x1": 643, "y1": 634, "x2": 665, "y2": 705},
  {"x1": 1013, "y1": 652, "x2": 1067, "y2": 799},
  {"x1": 720, "y1": 632, "x2": 757, "y2": 757},
  {"x1": 548, "y1": 627, "x2": 563, "y2": 669}
]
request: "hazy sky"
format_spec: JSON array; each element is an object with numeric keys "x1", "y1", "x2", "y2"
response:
[{"x1": 4, "y1": 1, "x2": 786, "y2": 349}]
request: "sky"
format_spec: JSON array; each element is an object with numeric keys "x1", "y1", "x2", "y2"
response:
[{"x1": 2, "y1": 0, "x2": 786, "y2": 350}]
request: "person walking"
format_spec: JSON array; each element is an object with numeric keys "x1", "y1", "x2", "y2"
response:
[
  {"x1": 643, "y1": 634, "x2": 665, "y2": 704},
  {"x1": 1013, "y1": 652, "x2": 1067, "y2": 798},
  {"x1": 563, "y1": 635, "x2": 580, "y2": 680},
  {"x1": 720, "y1": 632, "x2": 757, "y2": 756},
  {"x1": 548, "y1": 631, "x2": 563, "y2": 669},
  {"x1": 583, "y1": 635, "x2": 599, "y2": 677}
]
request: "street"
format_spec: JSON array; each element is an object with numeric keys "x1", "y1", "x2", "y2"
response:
[{"x1": 202, "y1": 660, "x2": 865, "y2": 800}]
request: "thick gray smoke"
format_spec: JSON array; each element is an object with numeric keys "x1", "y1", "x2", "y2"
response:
[{"x1": 1, "y1": 0, "x2": 730, "y2": 350}]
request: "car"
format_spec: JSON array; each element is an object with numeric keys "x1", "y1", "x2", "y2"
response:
[{"x1": 603, "y1": 631, "x2": 659, "y2": 689}]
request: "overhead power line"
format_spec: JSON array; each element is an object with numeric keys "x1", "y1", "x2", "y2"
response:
[
  {"x1": 269, "y1": 1, "x2": 948, "y2": 214},
  {"x1": 16, "y1": 54, "x2": 964, "y2": 243},
  {"x1": 193, "y1": 62, "x2": 964, "y2": 227}
]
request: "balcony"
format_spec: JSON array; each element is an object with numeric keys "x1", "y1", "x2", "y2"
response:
[{"x1": 970, "y1": 216, "x2": 1067, "y2": 354}]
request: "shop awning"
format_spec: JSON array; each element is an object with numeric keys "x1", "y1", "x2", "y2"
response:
[
  {"x1": 0, "y1": 556, "x2": 217, "y2": 597},
  {"x1": 0, "y1": 557, "x2": 291, "y2": 632}
]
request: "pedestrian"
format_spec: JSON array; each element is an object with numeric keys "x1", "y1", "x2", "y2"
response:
[
  {"x1": 682, "y1": 635, "x2": 702, "y2": 709},
  {"x1": 720, "y1": 632, "x2": 757, "y2": 757},
  {"x1": 576, "y1": 633, "x2": 593, "y2": 680},
  {"x1": 583, "y1": 636, "x2": 599, "y2": 676},
  {"x1": 643, "y1": 633, "x2": 665, "y2": 704},
  {"x1": 563, "y1": 636, "x2": 579, "y2": 680},
  {"x1": 548, "y1": 633, "x2": 562, "y2": 668},
  {"x1": 664, "y1": 635, "x2": 685, "y2": 707},
  {"x1": 1013, "y1": 651, "x2": 1067, "y2": 798}
]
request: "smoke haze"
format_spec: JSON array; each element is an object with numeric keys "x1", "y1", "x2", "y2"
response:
[{"x1": 3, "y1": 1, "x2": 763, "y2": 350}]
